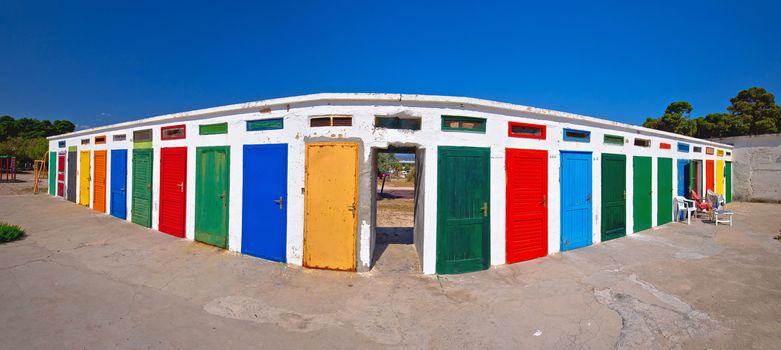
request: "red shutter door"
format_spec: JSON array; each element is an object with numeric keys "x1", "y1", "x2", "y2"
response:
[
  {"x1": 705, "y1": 160, "x2": 714, "y2": 193},
  {"x1": 506, "y1": 148, "x2": 548, "y2": 264},
  {"x1": 159, "y1": 147, "x2": 187, "y2": 237}
]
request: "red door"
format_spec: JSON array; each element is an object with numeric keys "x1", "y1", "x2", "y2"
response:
[
  {"x1": 706, "y1": 160, "x2": 714, "y2": 192},
  {"x1": 57, "y1": 153, "x2": 65, "y2": 197},
  {"x1": 506, "y1": 148, "x2": 548, "y2": 263},
  {"x1": 159, "y1": 147, "x2": 187, "y2": 237}
]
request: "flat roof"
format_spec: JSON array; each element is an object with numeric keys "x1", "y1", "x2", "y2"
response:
[{"x1": 47, "y1": 93, "x2": 733, "y2": 148}]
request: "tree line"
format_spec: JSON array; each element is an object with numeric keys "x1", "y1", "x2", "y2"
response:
[
  {"x1": 0, "y1": 116, "x2": 75, "y2": 166},
  {"x1": 643, "y1": 87, "x2": 781, "y2": 139}
]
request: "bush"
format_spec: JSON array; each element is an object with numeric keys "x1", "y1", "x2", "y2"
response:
[{"x1": 0, "y1": 222, "x2": 25, "y2": 243}]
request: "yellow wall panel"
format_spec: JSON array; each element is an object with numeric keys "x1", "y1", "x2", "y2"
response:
[{"x1": 303, "y1": 142, "x2": 358, "y2": 271}]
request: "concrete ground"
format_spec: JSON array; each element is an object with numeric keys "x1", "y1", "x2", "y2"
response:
[{"x1": 1, "y1": 195, "x2": 780, "y2": 349}]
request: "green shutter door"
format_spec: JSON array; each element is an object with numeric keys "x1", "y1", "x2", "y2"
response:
[
  {"x1": 601, "y1": 153, "x2": 626, "y2": 241},
  {"x1": 725, "y1": 161, "x2": 732, "y2": 203},
  {"x1": 657, "y1": 157, "x2": 673, "y2": 225},
  {"x1": 132, "y1": 149, "x2": 153, "y2": 227},
  {"x1": 436, "y1": 146, "x2": 490, "y2": 274},
  {"x1": 48, "y1": 152, "x2": 56, "y2": 195},
  {"x1": 633, "y1": 156, "x2": 652, "y2": 232},
  {"x1": 195, "y1": 146, "x2": 230, "y2": 248}
]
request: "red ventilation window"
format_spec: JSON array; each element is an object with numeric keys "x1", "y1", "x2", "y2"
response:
[
  {"x1": 161, "y1": 124, "x2": 186, "y2": 140},
  {"x1": 508, "y1": 122, "x2": 546, "y2": 139},
  {"x1": 705, "y1": 147, "x2": 714, "y2": 155},
  {"x1": 659, "y1": 143, "x2": 671, "y2": 149}
]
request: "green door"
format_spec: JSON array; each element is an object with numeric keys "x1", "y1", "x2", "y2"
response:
[
  {"x1": 48, "y1": 152, "x2": 56, "y2": 195},
  {"x1": 436, "y1": 146, "x2": 490, "y2": 274},
  {"x1": 132, "y1": 149, "x2": 153, "y2": 227},
  {"x1": 195, "y1": 146, "x2": 230, "y2": 248},
  {"x1": 725, "y1": 161, "x2": 732, "y2": 203},
  {"x1": 657, "y1": 157, "x2": 673, "y2": 225},
  {"x1": 633, "y1": 156, "x2": 652, "y2": 232},
  {"x1": 601, "y1": 153, "x2": 626, "y2": 241}
]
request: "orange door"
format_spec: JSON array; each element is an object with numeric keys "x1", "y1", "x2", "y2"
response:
[{"x1": 93, "y1": 151, "x2": 107, "y2": 212}]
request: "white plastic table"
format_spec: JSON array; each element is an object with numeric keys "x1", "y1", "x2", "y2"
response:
[{"x1": 714, "y1": 210, "x2": 734, "y2": 226}]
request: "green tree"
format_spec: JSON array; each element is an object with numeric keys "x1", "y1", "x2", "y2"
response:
[
  {"x1": 727, "y1": 87, "x2": 781, "y2": 135},
  {"x1": 642, "y1": 101, "x2": 697, "y2": 136},
  {"x1": 377, "y1": 153, "x2": 401, "y2": 175}
]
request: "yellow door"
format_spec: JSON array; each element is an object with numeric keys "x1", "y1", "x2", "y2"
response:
[
  {"x1": 715, "y1": 160, "x2": 724, "y2": 196},
  {"x1": 79, "y1": 151, "x2": 90, "y2": 206},
  {"x1": 304, "y1": 142, "x2": 358, "y2": 271}
]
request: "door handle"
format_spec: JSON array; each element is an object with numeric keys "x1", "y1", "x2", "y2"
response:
[
  {"x1": 347, "y1": 203, "x2": 357, "y2": 217},
  {"x1": 587, "y1": 193, "x2": 592, "y2": 202},
  {"x1": 481, "y1": 202, "x2": 489, "y2": 217},
  {"x1": 177, "y1": 182, "x2": 184, "y2": 193},
  {"x1": 623, "y1": 190, "x2": 626, "y2": 199},
  {"x1": 273, "y1": 196, "x2": 284, "y2": 209},
  {"x1": 220, "y1": 192, "x2": 227, "y2": 207},
  {"x1": 542, "y1": 195, "x2": 547, "y2": 208}
]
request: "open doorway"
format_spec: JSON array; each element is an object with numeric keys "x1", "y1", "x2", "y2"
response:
[{"x1": 370, "y1": 146, "x2": 423, "y2": 273}]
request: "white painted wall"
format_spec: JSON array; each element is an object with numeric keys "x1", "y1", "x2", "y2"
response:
[
  {"x1": 710, "y1": 134, "x2": 780, "y2": 202},
  {"x1": 47, "y1": 94, "x2": 733, "y2": 275}
]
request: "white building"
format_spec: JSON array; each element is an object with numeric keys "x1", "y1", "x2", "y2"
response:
[{"x1": 47, "y1": 93, "x2": 734, "y2": 274}]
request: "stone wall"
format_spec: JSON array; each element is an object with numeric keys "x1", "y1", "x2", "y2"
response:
[{"x1": 710, "y1": 134, "x2": 781, "y2": 202}]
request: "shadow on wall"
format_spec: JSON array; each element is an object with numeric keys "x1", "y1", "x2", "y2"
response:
[{"x1": 710, "y1": 133, "x2": 781, "y2": 203}]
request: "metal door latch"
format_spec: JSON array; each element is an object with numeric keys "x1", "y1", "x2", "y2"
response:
[{"x1": 274, "y1": 196, "x2": 284, "y2": 209}]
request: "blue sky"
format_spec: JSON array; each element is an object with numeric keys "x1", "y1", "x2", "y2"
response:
[{"x1": 1, "y1": 0, "x2": 779, "y2": 129}]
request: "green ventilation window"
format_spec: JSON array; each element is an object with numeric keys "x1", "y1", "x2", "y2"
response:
[
  {"x1": 604, "y1": 134, "x2": 624, "y2": 145},
  {"x1": 441, "y1": 116, "x2": 486, "y2": 133},
  {"x1": 634, "y1": 138, "x2": 651, "y2": 147},
  {"x1": 133, "y1": 129, "x2": 152, "y2": 142},
  {"x1": 200, "y1": 122, "x2": 228, "y2": 135},
  {"x1": 375, "y1": 116, "x2": 421, "y2": 130},
  {"x1": 247, "y1": 118, "x2": 284, "y2": 131}
]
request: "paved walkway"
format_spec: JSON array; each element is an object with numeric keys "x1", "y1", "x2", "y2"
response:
[{"x1": 1, "y1": 195, "x2": 780, "y2": 349}]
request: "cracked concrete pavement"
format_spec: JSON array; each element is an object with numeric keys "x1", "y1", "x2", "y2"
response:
[{"x1": 1, "y1": 195, "x2": 780, "y2": 349}]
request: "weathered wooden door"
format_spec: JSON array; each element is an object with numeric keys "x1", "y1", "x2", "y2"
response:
[
  {"x1": 132, "y1": 149, "x2": 153, "y2": 228},
  {"x1": 601, "y1": 153, "x2": 626, "y2": 242},
  {"x1": 79, "y1": 151, "x2": 90, "y2": 206},
  {"x1": 716, "y1": 160, "x2": 724, "y2": 196},
  {"x1": 725, "y1": 161, "x2": 732, "y2": 203},
  {"x1": 67, "y1": 151, "x2": 76, "y2": 202},
  {"x1": 49, "y1": 152, "x2": 56, "y2": 196},
  {"x1": 633, "y1": 156, "x2": 652, "y2": 232},
  {"x1": 437, "y1": 146, "x2": 491, "y2": 274},
  {"x1": 195, "y1": 146, "x2": 230, "y2": 248},
  {"x1": 57, "y1": 153, "x2": 65, "y2": 197},
  {"x1": 657, "y1": 157, "x2": 673, "y2": 225},
  {"x1": 505, "y1": 148, "x2": 547, "y2": 263},
  {"x1": 560, "y1": 151, "x2": 592, "y2": 250},
  {"x1": 304, "y1": 142, "x2": 358, "y2": 271},
  {"x1": 243, "y1": 144, "x2": 288, "y2": 262},
  {"x1": 110, "y1": 150, "x2": 128, "y2": 219},
  {"x1": 93, "y1": 150, "x2": 107, "y2": 212},
  {"x1": 706, "y1": 160, "x2": 714, "y2": 192},
  {"x1": 159, "y1": 147, "x2": 187, "y2": 237}
]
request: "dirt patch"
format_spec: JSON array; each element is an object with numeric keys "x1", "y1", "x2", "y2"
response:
[{"x1": 0, "y1": 172, "x2": 47, "y2": 196}]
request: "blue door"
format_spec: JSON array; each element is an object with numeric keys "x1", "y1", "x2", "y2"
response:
[
  {"x1": 560, "y1": 151, "x2": 592, "y2": 251},
  {"x1": 110, "y1": 149, "x2": 128, "y2": 219},
  {"x1": 677, "y1": 159, "x2": 689, "y2": 197},
  {"x1": 242, "y1": 144, "x2": 288, "y2": 262}
]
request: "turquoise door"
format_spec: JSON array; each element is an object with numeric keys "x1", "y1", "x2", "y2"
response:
[{"x1": 560, "y1": 151, "x2": 592, "y2": 251}]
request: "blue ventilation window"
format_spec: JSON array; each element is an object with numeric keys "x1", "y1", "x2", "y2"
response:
[
  {"x1": 563, "y1": 128, "x2": 590, "y2": 142},
  {"x1": 677, "y1": 142, "x2": 690, "y2": 152},
  {"x1": 58, "y1": 141, "x2": 66, "y2": 148}
]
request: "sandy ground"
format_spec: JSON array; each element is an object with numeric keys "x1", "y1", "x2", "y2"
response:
[
  {"x1": 1, "y1": 195, "x2": 781, "y2": 349},
  {"x1": 0, "y1": 171, "x2": 48, "y2": 196},
  {"x1": 374, "y1": 189, "x2": 417, "y2": 273}
]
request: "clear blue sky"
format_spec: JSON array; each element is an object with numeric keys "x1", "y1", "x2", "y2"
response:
[{"x1": 2, "y1": 0, "x2": 779, "y2": 129}]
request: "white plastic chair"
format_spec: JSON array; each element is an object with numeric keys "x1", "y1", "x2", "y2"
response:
[{"x1": 674, "y1": 196, "x2": 696, "y2": 225}]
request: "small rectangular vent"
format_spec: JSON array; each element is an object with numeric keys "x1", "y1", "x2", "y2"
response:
[
  {"x1": 508, "y1": 122, "x2": 545, "y2": 139},
  {"x1": 634, "y1": 138, "x2": 651, "y2": 147}
]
